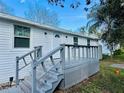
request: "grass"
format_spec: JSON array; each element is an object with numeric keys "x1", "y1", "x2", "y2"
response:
[
  {"x1": 114, "y1": 54, "x2": 124, "y2": 61},
  {"x1": 65, "y1": 59, "x2": 124, "y2": 93}
]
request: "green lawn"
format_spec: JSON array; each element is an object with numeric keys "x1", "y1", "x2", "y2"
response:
[{"x1": 66, "y1": 60, "x2": 124, "y2": 93}]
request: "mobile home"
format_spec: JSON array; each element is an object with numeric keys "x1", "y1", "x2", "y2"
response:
[{"x1": 0, "y1": 13, "x2": 99, "y2": 84}]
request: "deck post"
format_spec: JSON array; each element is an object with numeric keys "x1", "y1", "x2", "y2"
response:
[
  {"x1": 16, "y1": 56, "x2": 19, "y2": 87},
  {"x1": 39, "y1": 46, "x2": 42, "y2": 58},
  {"x1": 60, "y1": 44, "x2": 65, "y2": 70},
  {"x1": 60, "y1": 44, "x2": 65, "y2": 89},
  {"x1": 32, "y1": 60, "x2": 37, "y2": 93},
  {"x1": 32, "y1": 47, "x2": 37, "y2": 93}
]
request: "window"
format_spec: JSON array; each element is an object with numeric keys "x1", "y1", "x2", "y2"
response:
[
  {"x1": 14, "y1": 25, "x2": 30, "y2": 48},
  {"x1": 73, "y1": 37, "x2": 78, "y2": 45},
  {"x1": 55, "y1": 34, "x2": 60, "y2": 38},
  {"x1": 87, "y1": 39, "x2": 90, "y2": 46}
]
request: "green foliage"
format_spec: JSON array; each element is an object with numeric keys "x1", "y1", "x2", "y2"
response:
[
  {"x1": 113, "y1": 49, "x2": 124, "y2": 55},
  {"x1": 102, "y1": 54, "x2": 110, "y2": 60},
  {"x1": 114, "y1": 54, "x2": 124, "y2": 61},
  {"x1": 87, "y1": 0, "x2": 124, "y2": 55}
]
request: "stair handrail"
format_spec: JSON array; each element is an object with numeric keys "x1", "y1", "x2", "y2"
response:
[
  {"x1": 33, "y1": 46, "x2": 63, "y2": 68},
  {"x1": 31, "y1": 45, "x2": 65, "y2": 93},
  {"x1": 16, "y1": 46, "x2": 42, "y2": 86}
]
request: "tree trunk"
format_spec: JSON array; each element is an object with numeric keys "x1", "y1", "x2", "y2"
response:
[{"x1": 110, "y1": 50, "x2": 113, "y2": 61}]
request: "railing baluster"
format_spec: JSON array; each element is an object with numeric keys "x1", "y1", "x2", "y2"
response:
[
  {"x1": 68, "y1": 46, "x2": 70, "y2": 60},
  {"x1": 40, "y1": 46, "x2": 42, "y2": 57},
  {"x1": 74, "y1": 46, "x2": 76, "y2": 58},
  {"x1": 92, "y1": 47, "x2": 93, "y2": 58},
  {"x1": 82, "y1": 47, "x2": 84, "y2": 58},
  {"x1": 41, "y1": 62, "x2": 47, "y2": 72},
  {"x1": 96, "y1": 47, "x2": 98, "y2": 58},
  {"x1": 34, "y1": 50, "x2": 37, "y2": 60},
  {"x1": 30, "y1": 53, "x2": 34, "y2": 61},
  {"x1": 78, "y1": 47, "x2": 80, "y2": 58},
  {"x1": 90, "y1": 47, "x2": 91, "y2": 58},
  {"x1": 50, "y1": 56, "x2": 58, "y2": 71},
  {"x1": 88, "y1": 47, "x2": 90, "y2": 58},
  {"x1": 94, "y1": 47, "x2": 96, "y2": 58},
  {"x1": 50, "y1": 56, "x2": 55, "y2": 65},
  {"x1": 86, "y1": 47, "x2": 88, "y2": 58},
  {"x1": 23, "y1": 58, "x2": 27, "y2": 65}
]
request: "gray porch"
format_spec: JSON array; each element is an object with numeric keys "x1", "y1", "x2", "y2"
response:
[{"x1": 0, "y1": 44, "x2": 101, "y2": 93}]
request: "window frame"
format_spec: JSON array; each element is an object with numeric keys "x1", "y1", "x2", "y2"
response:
[
  {"x1": 87, "y1": 38, "x2": 90, "y2": 46},
  {"x1": 14, "y1": 25, "x2": 30, "y2": 48},
  {"x1": 73, "y1": 37, "x2": 78, "y2": 45}
]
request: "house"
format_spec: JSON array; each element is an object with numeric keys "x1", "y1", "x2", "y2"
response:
[{"x1": 0, "y1": 13, "x2": 99, "y2": 84}]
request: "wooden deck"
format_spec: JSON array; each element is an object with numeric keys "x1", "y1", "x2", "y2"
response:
[{"x1": 0, "y1": 44, "x2": 101, "y2": 93}]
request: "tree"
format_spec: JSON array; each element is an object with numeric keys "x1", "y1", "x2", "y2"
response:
[
  {"x1": 87, "y1": 0, "x2": 124, "y2": 60},
  {"x1": 25, "y1": 1, "x2": 60, "y2": 26},
  {"x1": 79, "y1": 26, "x2": 86, "y2": 34},
  {"x1": 48, "y1": 0, "x2": 93, "y2": 8},
  {"x1": 0, "y1": 0, "x2": 13, "y2": 14}
]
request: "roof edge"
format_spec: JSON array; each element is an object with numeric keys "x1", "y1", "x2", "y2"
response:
[{"x1": 0, "y1": 13, "x2": 99, "y2": 40}]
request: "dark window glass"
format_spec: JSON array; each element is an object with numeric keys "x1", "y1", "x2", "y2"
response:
[
  {"x1": 14, "y1": 37, "x2": 30, "y2": 48},
  {"x1": 14, "y1": 25, "x2": 30, "y2": 48},
  {"x1": 87, "y1": 39, "x2": 90, "y2": 46},
  {"x1": 73, "y1": 37, "x2": 78, "y2": 45}
]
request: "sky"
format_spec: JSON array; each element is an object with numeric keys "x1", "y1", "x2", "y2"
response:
[
  {"x1": 1, "y1": 0, "x2": 109, "y2": 54},
  {"x1": 1, "y1": 0, "x2": 97, "y2": 31}
]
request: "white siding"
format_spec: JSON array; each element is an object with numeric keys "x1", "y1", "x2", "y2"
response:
[
  {"x1": 90, "y1": 39, "x2": 98, "y2": 46},
  {"x1": 0, "y1": 20, "x2": 32, "y2": 83},
  {"x1": 78, "y1": 37, "x2": 87, "y2": 45}
]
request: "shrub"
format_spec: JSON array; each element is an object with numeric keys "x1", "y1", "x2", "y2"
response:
[
  {"x1": 102, "y1": 54, "x2": 110, "y2": 60},
  {"x1": 113, "y1": 49, "x2": 123, "y2": 56}
]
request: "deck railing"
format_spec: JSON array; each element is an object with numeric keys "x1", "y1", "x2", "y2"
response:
[
  {"x1": 16, "y1": 46, "x2": 42, "y2": 86},
  {"x1": 64, "y1": 44, "x2": 99, "y2": 60},
  {"x1": 15, "y1": 44, "x2": 101, "y2": 93}
]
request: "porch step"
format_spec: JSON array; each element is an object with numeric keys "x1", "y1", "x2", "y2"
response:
[
  {"x1": 18, "y1": 64, "x2": 63, "y2": 93},
  {"x1": 0, "y1": 54, "x2": 63, "y2": 93}
]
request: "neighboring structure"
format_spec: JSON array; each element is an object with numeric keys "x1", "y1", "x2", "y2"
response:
[{"x1": 0, "y1": 13, "x2": 99, "y2": 84}]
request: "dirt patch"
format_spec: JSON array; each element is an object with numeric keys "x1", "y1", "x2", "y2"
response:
[
  {"x1": 55, "y1": 75, "x2": 97, "y2": 93},
  {"x1": 0, "y1": 82, "x2": 15, "y2": 90},
  {"x1": 54, "y1": 90, "x2": 64, "y2": 93}
]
